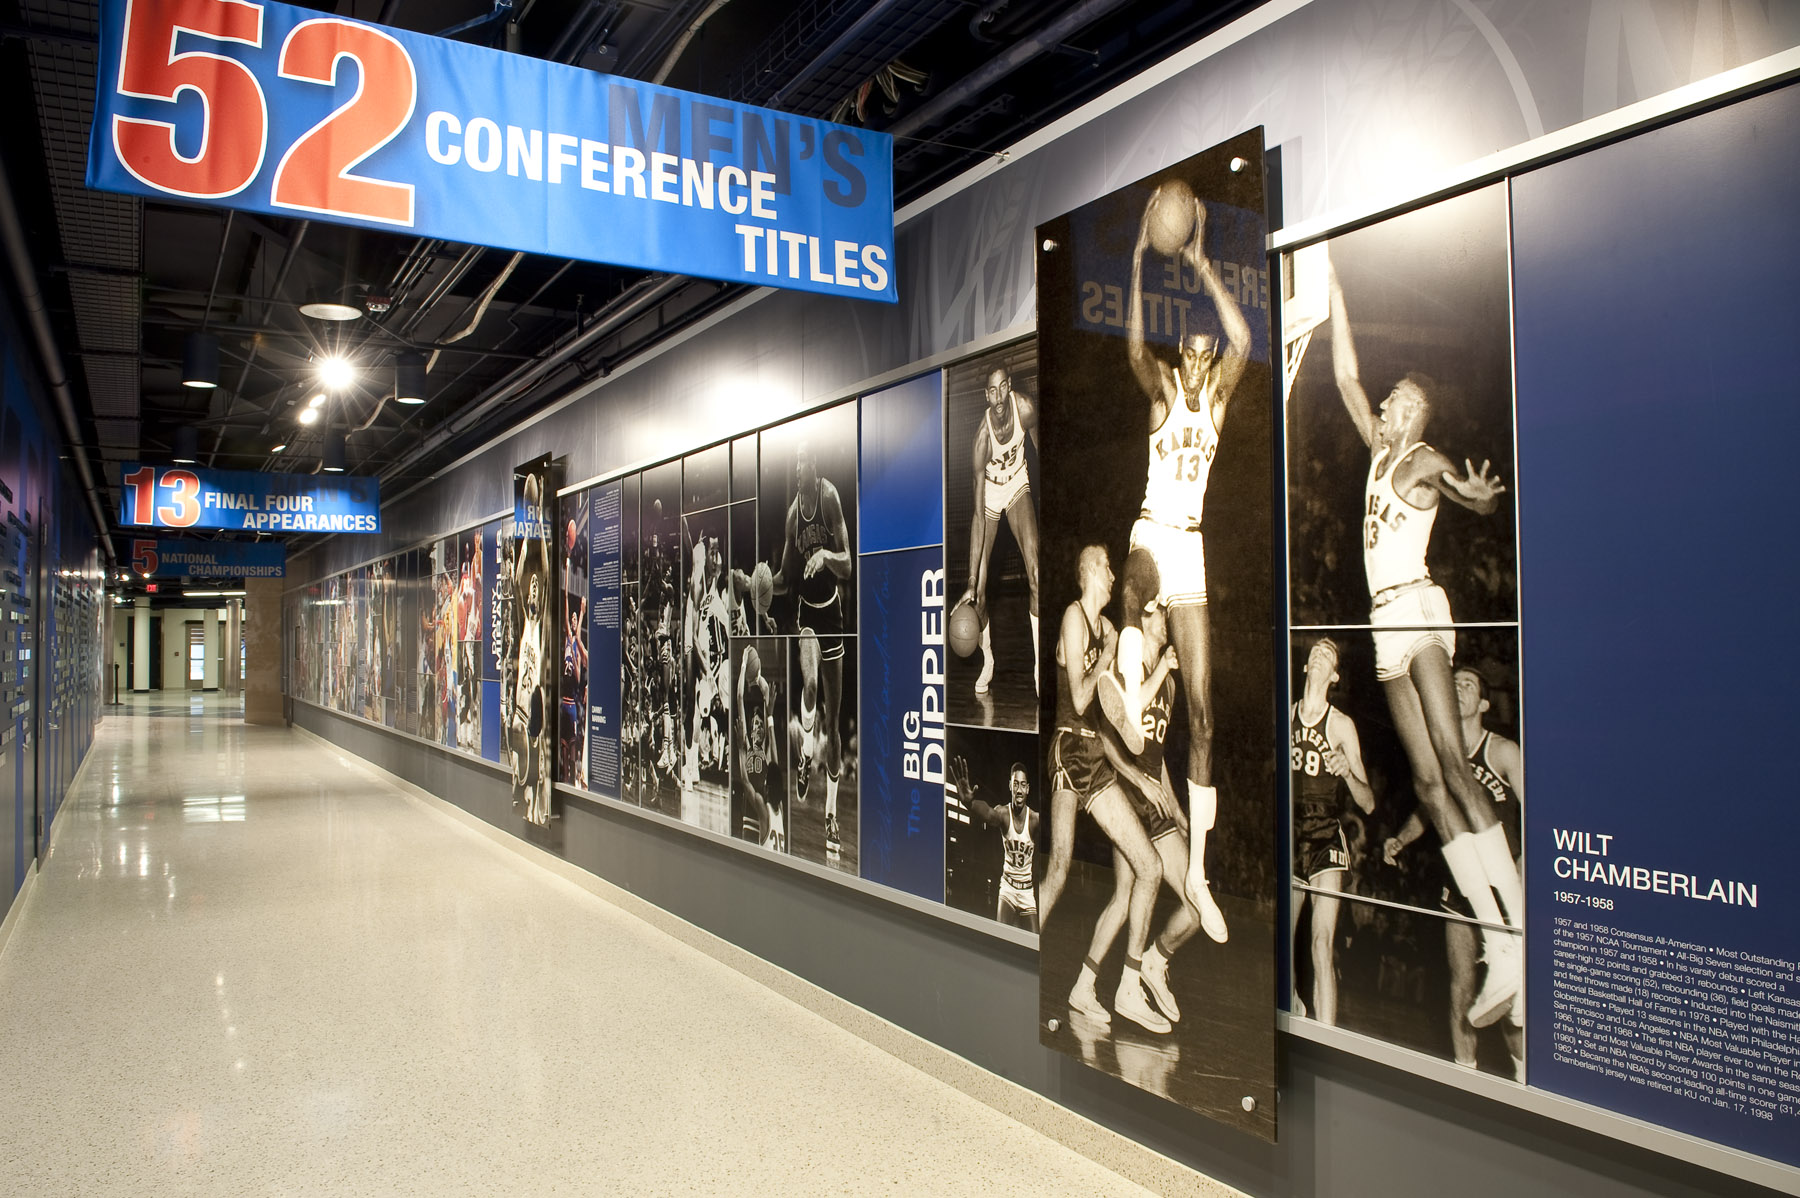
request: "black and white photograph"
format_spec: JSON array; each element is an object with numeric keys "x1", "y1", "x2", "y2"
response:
[
  {"x1": 754, "y1": 402, "x2": 859, "y2": 873},
  {"x1": 637, "y1": 460, "x2": 684, "y2": 818},
  {"x1": 1283, "y1": 185, "x2": 1525, "y2": 1063},
  {"x1": 455, "y1": 528, "x2": 484, "y2": 755},
  {"x1": 945, "y1": 725, "x2": 1041, "y2": 929},
  {"x1": 945, "y1": 341, "x2": 1040, "y2": 735},
  {"x1": 1288, "y1": 629, "x2": 1524, "y2": 1080},
  {"x1": 679, "y1": 495, "x2": 732, "y2": 834},
  {"x1": 619, "y1": 473, "x2": 645, "y2": 806},
  {"x1": 1034, "y1": 130, "x2": 1278, "y2": 1137},
  {"x1": 730, "y1": 634, "x2": 788, "y2": 853},
  {"x1": 508, "y1": 456, "x2": 560, "y2": 828},
  {"x1": 559, "y1": 489, "x2": 590, "y2": 788}
]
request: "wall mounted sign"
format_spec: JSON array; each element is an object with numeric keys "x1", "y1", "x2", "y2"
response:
[
  {"x1": 118, "y1": 463, "x2": 380, "y2": 532},
  {"x1": 87, "y1": 0, "x2": 896, "y2": 302},
  {"x1": 130, "y1": 537, "x2": 286, "y2": 578}
]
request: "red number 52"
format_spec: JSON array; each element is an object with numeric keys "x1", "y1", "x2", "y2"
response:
[{"x1": 111, "y1": 1, "x2": 417, "y2": 225}]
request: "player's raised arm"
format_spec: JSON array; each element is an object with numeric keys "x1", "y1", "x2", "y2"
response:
[
  {"x1": 1326, "y1": 715, "x2": 1376, "y2": 815},
  {"x1": 952, "y1": 755, "x2": 1003, "y2": 827},
  {"x1": 803, "y1": 483, "x2": 854, "y2": 582},
  {"x1": 1327, "y1": 261, "x2": 1377, "y2": 449},
  {"x1": 1193, "y1": 219, "x2": 1252, "y2": 418},
  {"x1": 1128, "y1": 197, "x2": 1174, "y2": 411}
]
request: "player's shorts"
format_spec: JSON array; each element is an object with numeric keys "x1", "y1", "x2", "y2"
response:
[
  {"x1": 1293, "y1": 816, "x2": 1350, "y2": 883},
  {"x1": 1129, "y1": 517, "x2": 1206, "y2": 607},
  {"x1": 998, "y1": 880, "x2": 1038, "y2": 917},
  {"x1": 1051, "y1": 727, "x2": 1115, "y2": 811},
  {"x1": 983, "y1": 465, "x2": 1030, "y2": 520},
  {"x1": 1120, "y1": 775, "x2": 1180, "y2": 841},
  {"x1": 1370, "y1": 582, "x2": 1456, "y2": 681},
  {"x1": 800, "y1": 595, "x2": 847, "y2": 662}
]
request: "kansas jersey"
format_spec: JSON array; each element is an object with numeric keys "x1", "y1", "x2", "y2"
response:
[
  {"x1": 795, "y1": 488, "x2": 844, "y2": 609},
  {"x1": 984, "y1": 401, "x2": 1028, "y2": 489},
  {"x1": 1001, "y1": 804, "x2": 1035, "y2": 892},
  {"x1": 1469, "y1": 730, "x2": 1522, "y2": 860},
  {"x1": 1364, "y1": 442, "x2": 1436, "y2": 596},
  {"x1": 1140, "y1": 374, "x2": 1218, "y2": 530}
]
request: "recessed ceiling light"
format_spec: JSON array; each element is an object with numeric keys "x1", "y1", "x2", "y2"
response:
[
  {"x1": 270, "y1": 443, "x2": 287, "y2": 454},
  {"x1": 299, "y1": 301, "x2": 362, "y2": 321}
]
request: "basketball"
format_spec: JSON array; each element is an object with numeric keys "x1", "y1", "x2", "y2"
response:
[
  {"x1": 653, "y1": 498, "x2": 663, "y2": 519},
  {"x1": 751, "y1": 560, "x2": 774, "y2": 613},
  {"x1": 1146, "y1": 180, "x2": 1197, "y2": 256},
  {"x1": 565, "y1": 519, "x2": 577, "y2": 553},
  {"x1": 948, "y1": 598, "x2": 982, "y2": 658}
]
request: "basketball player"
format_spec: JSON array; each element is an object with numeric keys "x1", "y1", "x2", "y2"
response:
[
  {"x1": 770, "y1": 442, "x2": 853, "y2": 856},
  {"x1": 1040, "y1": 543, "x2": 1170, "y2": 1034},
  {"x1": 1095, "y1": 185, "x2": 1249, "y2": 941},
  {"x1": 509, "y1": 487, "x2": 552, "y2": 822},
  {"x1": 1086, "y1": 600, "x2": 1210, "y2": 1024},
  {"x1": 691, "y1": 540, "x2": 732, "y2": 774},
  {"x1": 957, "y1": 366, "x2": 1041, "y2": 695},
  {"x1": 1385, "y1": 665, "x2": 1525, "y2": 1076},
  {"x1": 1289, "y1": 636, "x2": 1374, "y2": 1026},
  {"x1": 734, "y1": 644, "x2": 784, "y2": 851},
  {"x1": 1329, "y1": 263, "x2": 1522, "y2": 1027},
  {"x1": 949, "y1": 755, "x2": 1041, "y2": 932}
]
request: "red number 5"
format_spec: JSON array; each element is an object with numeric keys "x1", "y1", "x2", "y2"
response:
[
  {"x1": 112, "y1": 0, "x2": 268, "y2": 199},
  {"x1": 272, "y1": 19, "x2": 417, "y2": 226}
]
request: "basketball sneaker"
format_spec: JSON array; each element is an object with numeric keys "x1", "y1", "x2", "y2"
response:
[
  {"x1": 1468, "y1": 934, "x2": 1521, "y2": 1029},
  {"x1": 1187, "y1": 876, "x2": 1229, "y2": 944},
  {"x1": 825, "y1": 813, "x2": 841, "y2": 855},
  {"x1": 1068, "y1": 978, "x2": 1111, "y2": 1025},
  {"x1": 1140, "y1": 947, "x2": 1181, "y2": 1023},
  {"x1": 1114, "y1": 974, "x2": 1172, "y2": 1034},
  {"x1": 975, "y1": 626, "x2": 994, "y2": 694}
]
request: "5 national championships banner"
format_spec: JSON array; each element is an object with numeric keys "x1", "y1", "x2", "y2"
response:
[{"x1": 288, "y1": 92, "x2": 1800, "y2": 1175}]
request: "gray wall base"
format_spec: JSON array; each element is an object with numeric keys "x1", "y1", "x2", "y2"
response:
[{"x1": 294, "y1": 703, "x2": 1783, "y2": 1198}]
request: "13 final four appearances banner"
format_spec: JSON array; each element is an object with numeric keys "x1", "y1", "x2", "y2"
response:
[
  {"x1": 130, "y1": 537, "x2": 285, "y2": 578},
  {"x1": 118, "y1": 462, "x2": 380, "y2": 533},
  {"x1": 86, "y1": 0, "x2": 896, "y2": 302}
]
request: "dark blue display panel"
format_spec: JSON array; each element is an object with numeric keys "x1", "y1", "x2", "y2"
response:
[
  {"x1": 588, "y1": 481, "x2": 623, "y2": 799},
  {"x1": 1515, "y1": 82, "x2": 1800, "y2": 1165},
  {"x1": 857, "y1": 376, "x2": 945, "y2": 899}
]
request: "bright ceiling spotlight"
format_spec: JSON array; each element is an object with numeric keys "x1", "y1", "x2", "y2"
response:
[
  {"x1": 308, "y1": 392, "x2": 326, "y2": 408},
  {"x1": 299, "y1": 301, "x2": 362, "y2": 321},
  {"x1": 317, "y1": 357, "x2": 357, "y2": 391},
  {"x1": 297, "y1": 406, "x2": 320, "y2": 426},
  {"x1": 270, "y1": 443, "x2": 287, "y2": 454}
]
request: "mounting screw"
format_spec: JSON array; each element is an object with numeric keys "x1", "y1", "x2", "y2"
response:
[
  {"x1": 1229, "y1": 157, "x2": 1248, "y2": 173},
  {"x1": 1241, "y1": 1096, "x2": 1257, "y2": 1112},
  {"x1": 1041, "y1": 239, "x2": 1058, "y2": 252},
  {"x1": 1046, "y1": 1018, "x2": 1061, "y2": 1032}
]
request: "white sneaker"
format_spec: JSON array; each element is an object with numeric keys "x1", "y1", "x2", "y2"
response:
[
  {"x1": 1114, "y1": 975, "x2": 1172, "y2": 1034},
  {"x1": 1069, "y1": 982, "x2": 1111, "y2": 1025},
  {"x1": 1140, "y1": 952, "x2": 1181, "y2": 1023},
  {"x1": 975, "y1": 645, "x2": 995, "y2": 694},
  {"x1": 1291, "y1": 990, "x2": 1308, "y2": 1019},
  {"x1": 1468, "y1": 935, "x2": 1521, "y2": 1029},
  {"x1": 1187, "y1": 876, "x2": 1228, "y2": 943}
]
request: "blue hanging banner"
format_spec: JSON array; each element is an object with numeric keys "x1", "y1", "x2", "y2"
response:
[
  {"x1": 117, "y1": 463, "x2": 380, "y2": 532},
  {"x1": 86, "y1": 0, "x2": 896, "y2": 303},
  {"x1": 129, "y1": 537, "x2": 286, "y2": 578}
]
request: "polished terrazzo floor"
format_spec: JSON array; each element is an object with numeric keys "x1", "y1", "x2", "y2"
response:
[{"x1": 0, "y1": 693, "x2": 1152, "y2": 1196}]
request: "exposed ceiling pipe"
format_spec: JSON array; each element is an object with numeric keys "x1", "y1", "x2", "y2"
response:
[
  {"x1": 428, "y1": 250, "x2": 524, "y2": 371},
  {"x1": 650, "y1": 0, "x2": 733, "y2": 85},
  {"x1": 548, "y1": 0, "x2": 607, "y2": 63},
  {"x1": 208, "y1": 220, "x2": 310, "y2": 466},
  {"x1": 375, "y1": 273, "x2": 686, "y2": 483},
  {"x1": 765, "y1": 0, "x2": 908, "y2": 109},
  {"x1": 0, "y1": 154, "x2": 116, "y2": 564},
  {"x1": 376, "y1": 0, "x2": 405, "y2": 25},
  {"x1": 200, "y1": 211, "x2": 233, "y2": 330},
  {"x1": 886, "y1": 0, "x2": 1131, "y2": 142}
]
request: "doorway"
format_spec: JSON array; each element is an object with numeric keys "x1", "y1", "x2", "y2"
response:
[{"x1": 185, "y1": 621, "x2": 205, "y2": 690}]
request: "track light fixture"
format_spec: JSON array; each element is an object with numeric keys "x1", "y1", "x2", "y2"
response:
[
  {"x1": 181, "y1": 331, "x2": 220, "y2": 389},
  {"x1": 395, "y1": 352, "x2": 427, "y2": 405},
  {"x1": 171, "y1": 425, "x2": 199, "y2": 464}
]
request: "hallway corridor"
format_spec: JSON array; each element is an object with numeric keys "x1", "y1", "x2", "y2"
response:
[{"x1": 0, "y1": 698, "x2": 1153, "y2": 1196}]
